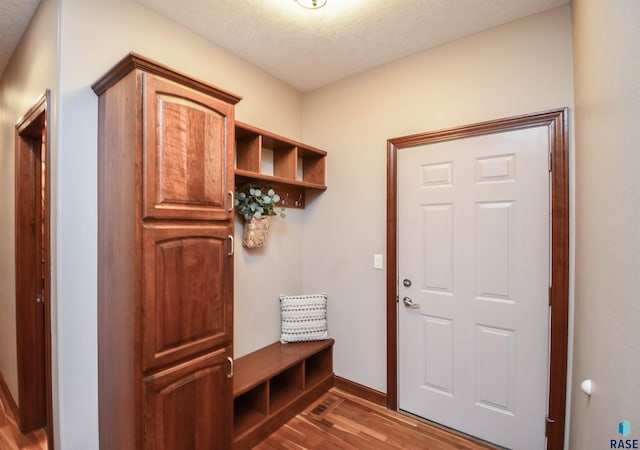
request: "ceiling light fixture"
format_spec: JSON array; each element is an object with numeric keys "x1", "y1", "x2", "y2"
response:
[{"x1": 294, "y1": 0, "x2": 327, "y2": 9}]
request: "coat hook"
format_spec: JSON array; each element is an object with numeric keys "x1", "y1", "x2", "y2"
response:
[
  {"x1": 294, "y1": 193, "x2": 303, "y2": 207},
  {"x1": 281, "y1": 193, "x2": 289, "y2": 206}
]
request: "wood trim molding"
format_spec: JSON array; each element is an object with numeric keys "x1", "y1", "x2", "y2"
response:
[
  {"x1": 334, "y1": 376, "x2": 387, "y2": 407},
  {"x1": 0, "y1": 371, "x2": 20, "y2": 422},
  {"x1": 386, "y1": 109, "x2": 569, "y2": 450},
  {"x1": 91, "y1": 53, "x2": 242, "y2": 104},
  {"x1": 386, "y1": 138, "x2": 399, "y2": 411},
  {"x1": 16, "y1": 92, "x2": 47, "y2": 136}
]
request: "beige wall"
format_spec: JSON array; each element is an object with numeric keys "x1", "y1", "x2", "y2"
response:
[
  {"x1": 54, "y1": 0, "x2": 303, "y2": 447},
  {"x1": 0, "y1": 0, "x2": 59, "y2": 409},
  {"x1": 1, "y1": 2, "x2": 584, "y2": 448},
  {"x1": 570, "y1": 0, "x2": 640, "y2": 448},
  {"x1": 302, "y1": 6, "x2": 575, "y2": 393}
]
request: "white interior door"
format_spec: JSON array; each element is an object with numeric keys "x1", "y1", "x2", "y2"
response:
[{"x1": 398, "y1": 126, "x2": 551, "y2": 449}]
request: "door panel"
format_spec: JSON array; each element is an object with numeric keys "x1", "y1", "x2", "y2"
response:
[
  {"x1": 476, "y1": 202, "x2": 513, "y2": 300},
  {"x1": 421, "y1": 315, "x2": 454, "y2": 395},
  {"x1": 143, "y1": 348, "x2": 232, "y2": 450},
  {"x1": 398, "y1": 127, "x2": 550, "y2": 449},
  {"x1": 143, "y1": 224, "x2": 233, "y2": 371},
  {"x1": 143, "y1": 74, "x2": 233, "y2": 220},
  {"x1": 422, "y1": 204, "x2": 453, "y2": 293},
  {"x1": 474, "y1": 324, "x2": 515, "y2": 414}
]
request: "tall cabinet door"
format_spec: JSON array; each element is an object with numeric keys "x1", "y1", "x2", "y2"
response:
[
  {"x1": 142, "y1": 224, "x2": 233, "y2": 371},
  {"x1": 143, "y1": 347, "x2": 232, "y2": 450},
  {"x1": 143, "y1": 73, "x2": 235, "y2": 221}
]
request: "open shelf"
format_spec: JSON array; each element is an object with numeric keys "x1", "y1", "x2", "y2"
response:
[
  {"x1": 233, "y1": 383, "x2": 268, "y2": 437},
  {"x1": 305, "y1": 345, "x2": 333, "y2": 389},
  {"x1": 269, "y1": 363, "x2": 303, "y2": 411},
  {"x1": 234, "y1": 169, "x2": 327, "y2": 190},
  {"x1": 235, "y1": 122, "x2": 327, "y2": 209},
  {"x1": 232, "y1": 339, "x2": 334, "y2": 449}
]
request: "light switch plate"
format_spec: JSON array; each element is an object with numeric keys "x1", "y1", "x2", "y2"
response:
[{"x1": 374, "y1": 253, "x2": 384, "y2": 270}]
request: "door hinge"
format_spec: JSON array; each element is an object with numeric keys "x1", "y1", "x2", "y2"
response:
[
  {"x1": 548, "y1": 152, "x2": 552, "y2": 172},
  {"x1": 546, "y1": 416, "x2": 556, "y2": 436},
  {"x1": 396, "y1": 295, "x2": 399, "y2": 303}
]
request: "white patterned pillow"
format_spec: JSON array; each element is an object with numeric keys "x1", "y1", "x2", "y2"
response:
[{"x1": 280, "y1": 293, "x2": 329, "y2": 343}]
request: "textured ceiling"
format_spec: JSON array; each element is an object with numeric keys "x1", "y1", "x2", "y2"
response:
[
  {"x1": 0, "y1": 0, "x2": 40, "y2": 78},
  {"x1": 0, "y1": 0, "x2": 570, "y2": 91},
  {"x1": 136, "y1": 0, "x2": 569, "y2": 92}
]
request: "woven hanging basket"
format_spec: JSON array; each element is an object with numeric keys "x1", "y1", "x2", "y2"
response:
[{"x1": 242, "y1": 216, "x2": 272, "y2": 248}]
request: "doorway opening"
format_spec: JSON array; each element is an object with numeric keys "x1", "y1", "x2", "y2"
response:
[
  {"x1": 386, "y1": 109, "x2": 569, "y2": 450},
  {"x1": 15, "y1": 90, "x2": 53, "y2": 449}
]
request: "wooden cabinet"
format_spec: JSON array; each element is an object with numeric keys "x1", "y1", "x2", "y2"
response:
[
  {"x1": 93, "y1": 53, "x2": 241, "y2": 450},
  {"x1": 143, "y1": 348, "x2": 232, "y2": 450},
  {"x1": 235, "y1": 122, "x2": 327, "y2": 209},
  {"x1": 144, "y1": 75, "x2": 235, "y2": 221},
  {"x1": 142, "y1": 224, "x2": 233, "y2": 371}
]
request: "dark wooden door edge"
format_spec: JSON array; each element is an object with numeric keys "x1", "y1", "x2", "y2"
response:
[
  {"x1": 334, "y1": 376, "x2": 387, "y2": 407},
  {"x1": 14, "y1": 90, "x2": 54, "y2": 449},
  {"x1": 386, "y1": 108, "x2": 569, "y2": 450}
]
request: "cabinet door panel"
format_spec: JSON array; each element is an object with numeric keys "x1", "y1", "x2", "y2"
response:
[
  {"x1": 144, "y1": 348, "x2": 232, "y2": 450},
  {"x1": 144, "y1": 74, "x2": 234, "y2": 220},
  {"x1": 143, "y1": 224, "x2": 233, "y2": 370}
]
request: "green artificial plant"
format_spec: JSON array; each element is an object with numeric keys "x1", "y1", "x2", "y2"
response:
[{"x1": 234, "y1": 185, "x2": 286, "y2": 220}]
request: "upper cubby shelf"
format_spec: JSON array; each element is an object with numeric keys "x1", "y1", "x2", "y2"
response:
[{"x1": 235, "y1": 122, "x2": 327, "y2": 195}]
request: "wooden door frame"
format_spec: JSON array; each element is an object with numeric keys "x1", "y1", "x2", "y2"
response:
[
  {"x1": 386, "y1": 108, "x2": 569, "y2": 450},
  {"x1": 15, "y1": 90, "x2": 54, "y2": 448}
]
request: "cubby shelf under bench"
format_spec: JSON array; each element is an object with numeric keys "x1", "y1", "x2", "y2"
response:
[{"x1": 233, "y1": 339, "x2": 335, "y2": 449}]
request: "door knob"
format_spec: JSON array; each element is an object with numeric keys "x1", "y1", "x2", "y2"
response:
[
  {"x1": 403, "y1": 278, "x2": 412, "y2": 287},
  {"x1": 402, "y1": 297, "x2": 420, "y2": 309}
]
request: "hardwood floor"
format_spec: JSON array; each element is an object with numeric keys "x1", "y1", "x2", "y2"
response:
[
  {"x1": 1, "y1": 382, "x2": 496, "y2": 450},
  {"x1": 256, "y1": 388, "x2": 497, "y2": 450},
  {"x1": 0, "y1": 383, "x2": 47, "y2": 450}
]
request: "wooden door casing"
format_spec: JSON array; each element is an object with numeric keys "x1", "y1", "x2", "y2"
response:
[
  {"x1": 143, "y1": 348, "x2": 232, "y2": 450},
  {"x1": 143, "y1": 74, "x2": 234, "y2": 221},
  {"x1": 15, "y1": 127, "x2": 46, "y2": 433},
  {"x1": 143, "y1": 224, "x2": 233, "y2": 371},
  {"x1": 14, "y1": 92, "x2": 52, "y2": 446}
]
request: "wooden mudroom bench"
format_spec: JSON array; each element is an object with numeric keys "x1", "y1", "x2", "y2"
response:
[{"x1": 233, "y1": 339, "x2": 335, "y2": 449}]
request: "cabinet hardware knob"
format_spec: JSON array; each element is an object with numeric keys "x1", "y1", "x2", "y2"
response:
[
  {"x1": 227, "y1": 235, "x2": 234, "y2": 256},
  {"x1": 226, "y1": 191, "x2": 234, "y2": 212},
  {"x1": 227, "y1": 356, "x2": 234, "y2": 379}
]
